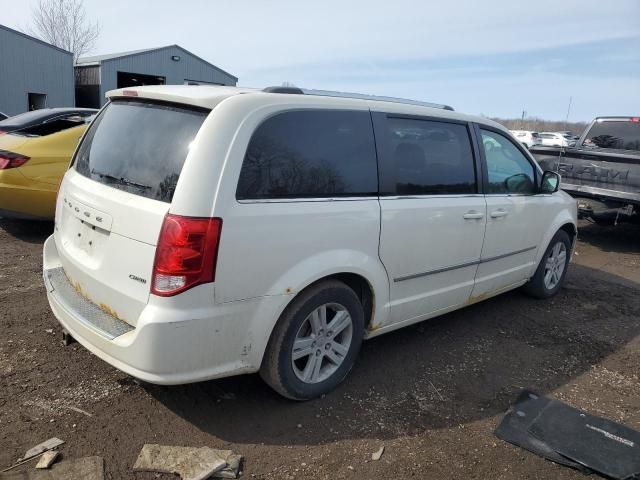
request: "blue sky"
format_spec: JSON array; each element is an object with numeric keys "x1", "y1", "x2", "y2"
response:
[{"x1": 2, "y1": 0, "x2": 639, "y2": 120}]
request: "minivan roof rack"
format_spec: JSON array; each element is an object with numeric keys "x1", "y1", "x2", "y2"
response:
[
  {"x1": 262, "y1": 86, "x2": 305, "y2": 94},
  {"x1": 261, "y1": 86, "x2": 454, "y2": 111}
]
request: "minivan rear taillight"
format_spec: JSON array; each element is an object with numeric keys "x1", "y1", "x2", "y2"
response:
[
  {"x1": 0, "y1": 150, "x2": 30, "y2": 169},
  {"x1": 151, "y1": 214, "x2": 223, "y2": 297}
]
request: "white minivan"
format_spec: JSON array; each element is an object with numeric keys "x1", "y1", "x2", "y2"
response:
[{"x1": 44, "y1": 86, "x2": 577, "y2": 400}]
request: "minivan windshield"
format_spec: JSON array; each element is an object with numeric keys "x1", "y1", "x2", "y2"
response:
[{"x1": 74, "y1": 99, "x2": 208, "y2": 203}]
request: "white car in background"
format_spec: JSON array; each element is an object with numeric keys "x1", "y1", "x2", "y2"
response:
[
  {"x1": 43, "y1": 85, "x2": 577, "y2": 399},
  {"x1": 539, "y1": 132, "x2": 572, "y2": 147},
  {"x1": 510, "y1": 130, "x2": 541, "y2": 149}
]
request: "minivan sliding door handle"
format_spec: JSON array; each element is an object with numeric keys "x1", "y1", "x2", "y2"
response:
[
  {"x1": 490, "y1": 209, "x2": 508, "y2": 218},
  {"x1": 463, "y1": 210, "x2": 484, "y2": 220}
]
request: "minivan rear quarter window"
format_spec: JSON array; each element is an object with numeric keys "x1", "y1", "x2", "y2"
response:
[
  {"x1": 236, "y1": 110, "x2": 378, "y2": 199},
  {"x1": 75, "y1": 100, "x2": 208, "y2": 203}
]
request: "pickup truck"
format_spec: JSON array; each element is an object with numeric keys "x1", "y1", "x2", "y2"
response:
[{"x1": 531, "y1": 116, "x2": 640, "y2": 225}]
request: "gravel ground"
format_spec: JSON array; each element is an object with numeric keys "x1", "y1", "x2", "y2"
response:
[{"x1": 1, "y1": 219, "x2": 638, "y2": 479}]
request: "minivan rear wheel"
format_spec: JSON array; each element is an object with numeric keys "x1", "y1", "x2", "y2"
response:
[
  {"x1": 523, "y1": 230, "x2": 571, "y2": 299},
  {"x1": 260, "y1": 280, "x2": 364, "y2": 400}
]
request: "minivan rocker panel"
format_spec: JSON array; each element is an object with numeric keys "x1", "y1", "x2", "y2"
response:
[{"x1": 44, "y1": 85, "x2": 577, "y2": 397}]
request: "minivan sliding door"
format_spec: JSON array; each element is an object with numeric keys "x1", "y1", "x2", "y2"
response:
[{"x1": 372, "y1": 113, "x2": 486, "y2": 326}]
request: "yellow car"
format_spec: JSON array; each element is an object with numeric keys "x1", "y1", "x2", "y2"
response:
[{"x1": 0, "y1": 108, "x2": 96, "y2": 220}]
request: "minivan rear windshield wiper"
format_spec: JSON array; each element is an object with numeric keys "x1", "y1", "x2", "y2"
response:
[{"x1": 90, "y1": 169, "x2": 152, "y2": 190}]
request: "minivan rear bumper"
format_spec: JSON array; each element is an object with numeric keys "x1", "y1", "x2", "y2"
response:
[{"x1": 43, "y1": 234, "x2": 278, "y2": 384}]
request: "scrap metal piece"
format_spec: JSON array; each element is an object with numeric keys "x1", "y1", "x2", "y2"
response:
[
  {"x1": 133, "y1": 444, "x2": 242, "y2": 480},
  {"x1": 35, "y1": 452, "x2": 59, "y2": 470},
  {"x1": 0, "y1": 457, "x2": 103, "y2": 480}
]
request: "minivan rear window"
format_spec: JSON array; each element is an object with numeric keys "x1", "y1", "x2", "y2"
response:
[{"x1": 75, "y1": 100, "x2": 208, "y2": 203}]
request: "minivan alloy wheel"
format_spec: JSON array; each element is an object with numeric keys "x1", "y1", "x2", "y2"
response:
[
  {"x1": 292, "y1": 303, "x2": 353, "y2": 384},
  {"x1": 543, "y1": 241, "x2": 567, "y2": 290}
]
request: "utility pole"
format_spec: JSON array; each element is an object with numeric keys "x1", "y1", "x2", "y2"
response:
[{"x1": 521, "y1": 110, "x2": 526, "y2": 129}]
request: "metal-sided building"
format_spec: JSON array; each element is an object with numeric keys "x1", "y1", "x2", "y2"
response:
[
  {"x1": 0, "y1": 24, "x2": 75, "y2": 116},
  {"x1": 75, "y1": 45, "x2": 238, "y2": 108}
]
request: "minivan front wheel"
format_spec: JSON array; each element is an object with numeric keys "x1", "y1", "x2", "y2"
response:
[
  {"x1": 524, "y1": 230, "x2": 571, "y2": 299},
  {"x1": 260, "y1": 280, "x2": 364, "y2": 400}
]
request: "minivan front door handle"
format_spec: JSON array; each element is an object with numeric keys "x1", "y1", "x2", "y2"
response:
[
  {"x1": 463, "y1": 210, "x2": 484, "y2": 220},
  {"x1": 490, "y1": 209, "x2": 508, "y2": 218}
]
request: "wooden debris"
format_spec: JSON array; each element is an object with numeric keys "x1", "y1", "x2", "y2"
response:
[{"x1": 35, "y1": 452, "x2": 59, "y2": 469}]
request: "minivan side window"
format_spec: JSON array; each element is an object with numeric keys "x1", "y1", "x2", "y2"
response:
[
  {"x1": 236, "y1": 110, "x2": 378, "y2": 200},
  {"x1": 481, "y1": 129, "x2": 535, "y2": 194},
  {"x1": 381, "y1": 117, "x2": 476, "y2": 195}
]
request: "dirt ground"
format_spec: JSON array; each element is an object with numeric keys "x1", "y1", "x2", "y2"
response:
[{"x1": 1, "y1": 219, "x2": 638, "y2": 479}]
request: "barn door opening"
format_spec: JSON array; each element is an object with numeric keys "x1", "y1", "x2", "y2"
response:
[{"x1": 117, "y1": 71, "x2": 166, "y2": 88}]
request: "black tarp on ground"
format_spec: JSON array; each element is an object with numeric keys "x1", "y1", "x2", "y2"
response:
[
  {"x1": 496, "y1": 390, "x2": 640, "y2": 479},
  {"x1": 529, "y1": 400, "x2": 640, "y2": 479},
  {"x1": 494, "y1": 390, "x2": 591, "y2": 474}
]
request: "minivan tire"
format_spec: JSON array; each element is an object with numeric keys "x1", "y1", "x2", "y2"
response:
[
  {"x1": 523, "y1": 230, "x2": 571, "y2": 299},
  {"x1": 260, "y1": 280, "x2": 364, "y2": 400}
]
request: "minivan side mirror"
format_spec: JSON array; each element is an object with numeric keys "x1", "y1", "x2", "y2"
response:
[{"x1": 540, "y1": 170, "x2": 560, "y2": 194}]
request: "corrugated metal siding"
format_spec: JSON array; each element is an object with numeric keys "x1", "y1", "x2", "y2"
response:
[
  {"x1": 0, "y1": 26, "x2": 74, "y2": 116},
  {"x1": 99, "y1": 46, "x2": 236, "y2": 105}
]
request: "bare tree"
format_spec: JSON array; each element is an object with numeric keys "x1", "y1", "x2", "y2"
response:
[{"x1": 29, "y1": 0, "x2": 100, "y2": 61}]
